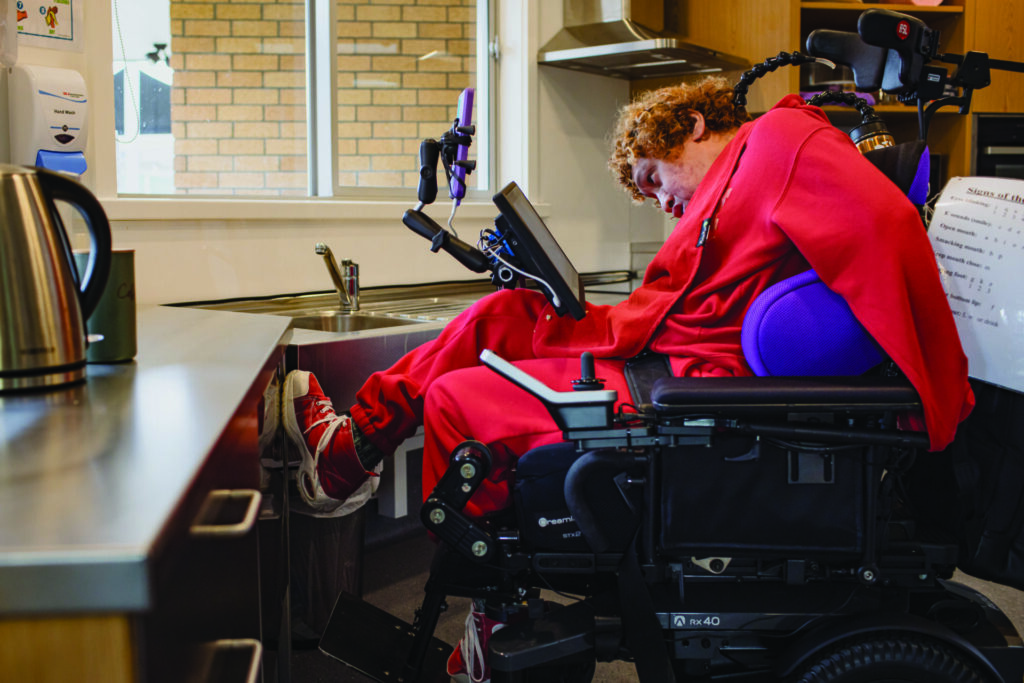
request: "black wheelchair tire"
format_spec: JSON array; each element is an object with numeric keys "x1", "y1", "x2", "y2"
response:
[{"x1": 791, "y1": 633, "x2": 994, "y2": 683}]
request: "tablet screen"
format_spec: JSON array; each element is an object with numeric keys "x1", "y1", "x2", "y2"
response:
[{"x1": 492, "y1": 182, "x2": 586, "y2": 320}]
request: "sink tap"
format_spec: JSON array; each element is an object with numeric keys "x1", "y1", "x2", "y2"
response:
[{"x1": 315, "y1": 242, "x2": 359, "y2": 312}]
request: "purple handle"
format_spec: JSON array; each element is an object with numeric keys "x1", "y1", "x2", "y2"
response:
[{"x1": 449, "y1": 87, "x2": 474, "y2": 202}]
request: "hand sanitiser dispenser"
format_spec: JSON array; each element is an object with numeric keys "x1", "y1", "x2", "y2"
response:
[{"x1": 8, "y1": 64, "x2": 88, "y2": 176}]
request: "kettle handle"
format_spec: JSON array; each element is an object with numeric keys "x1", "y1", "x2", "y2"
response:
[{"x1": 36, "y1": 169, "x2": 113, "y2": 320}]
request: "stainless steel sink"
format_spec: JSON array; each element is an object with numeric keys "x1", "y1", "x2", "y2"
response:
[
  {"x1": 181, "y1": 273, "x2": 632, "y2": 333},
  {"x1": 184, "y1": 282, "x2": 498, "y2": 326},
  {"x1": 289, "y1": 312, "x2": 425, "y2": 333}
]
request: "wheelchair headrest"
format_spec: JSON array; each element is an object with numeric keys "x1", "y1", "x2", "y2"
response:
[
  {"x1": 806, "y1": 11, "x2": 938, "y2": 96},
  {"x1": 864, "y1": 140, "x2": 931, "y2": 206},
  {"x1": 742, "y1": 270, "x2": 885, "y2": 377}
]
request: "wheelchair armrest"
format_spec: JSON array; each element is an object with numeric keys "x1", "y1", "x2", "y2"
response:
[
  {"x1": 480, "y1": 349, "x2": 617, "y2": 431},
  {"x1": 651, "y1": 375, "x2": 921, "y2": 415}
]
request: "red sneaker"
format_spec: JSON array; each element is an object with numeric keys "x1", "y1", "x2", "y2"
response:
[
  {"x1": 282, "y1": 370, "x2": 377, "y2": 513},
  {"x1": 447, "y1": 606, "x2": 505, "y2": 683}
]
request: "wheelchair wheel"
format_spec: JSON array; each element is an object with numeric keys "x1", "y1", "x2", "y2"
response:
[{"x1": 792, "y1": 634, "x2": 993, "y2": 683}]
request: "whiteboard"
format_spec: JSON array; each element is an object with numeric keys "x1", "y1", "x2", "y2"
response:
[{"x1": 930, "y1": 176, "x2": 1024, "y2": 394}]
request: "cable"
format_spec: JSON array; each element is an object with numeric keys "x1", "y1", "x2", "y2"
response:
[
  {"x1": 447, "y1": 198, "x2": 459, "y2": 238},
  {"x1": 762, "y1": 436, "x2": 865, "y2": 454},
  {"x1": 112, "y1": 0, "x2": 141, "y2": 144},
  {"x1": 479, "y1": 242, "x2": 562, "y2": 309}
]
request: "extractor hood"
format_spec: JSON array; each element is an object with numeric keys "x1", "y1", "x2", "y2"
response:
[{"x1": 538, "y1": 0, "x2": 749, "y2": 80}]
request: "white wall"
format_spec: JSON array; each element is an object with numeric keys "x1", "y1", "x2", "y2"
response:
[{"x1": 5, "y1": 0, "x2": 668, "y2": 304}]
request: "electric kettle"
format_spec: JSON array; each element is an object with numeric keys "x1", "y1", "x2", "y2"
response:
[{"x1": 0, "y1": 165, "x2": 112, "y2": 392}]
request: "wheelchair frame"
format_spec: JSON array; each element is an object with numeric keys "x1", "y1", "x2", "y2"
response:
[
  {"x1": 319, "y1": 355, "x2": 1024, "y2": 682},
  {"x1": 320, "y1": 8, "x2": 1024, "y2": 680}
]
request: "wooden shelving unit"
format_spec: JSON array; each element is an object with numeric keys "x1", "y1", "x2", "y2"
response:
[
  {"x1": 644, "y1": 0, "x2": 1024, "y2": 185},
  {"x1": 800, "y1": 2, "x2": 963, "y2": 12}
]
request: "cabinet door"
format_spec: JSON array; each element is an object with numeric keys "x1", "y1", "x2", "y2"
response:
[
  {"x1": 631, "y1": 1, "x2": 800, "y2": 111},
  {"x1": 139, "y1": 354, "x2": 280, "y2": 683},
  {"x1": 683, "y1": 0, "x2": 800, "y2": 112},
  {"x1": 970, "y1": 0, "x2": 1024, "y2": 113}
]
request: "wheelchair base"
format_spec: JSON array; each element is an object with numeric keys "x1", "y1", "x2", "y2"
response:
[
  {"x1": 488, "y1": 599, "x2": 598, "y2": 673},
  {"x1": 319, "y1": 591, "x2": 454, "y2": 683}
]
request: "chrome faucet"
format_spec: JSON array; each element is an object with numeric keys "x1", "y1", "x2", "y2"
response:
[{"x1": 315, "y1": 242, "x2": 359, "y2": 312}]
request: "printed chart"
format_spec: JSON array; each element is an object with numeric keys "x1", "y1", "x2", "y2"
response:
[
  {"x1": 930, "y1": 176, "x2": 1024, "y2": 394},
  {"x1": 15, "y1": 0, "x2": 81, "y2": 50}
]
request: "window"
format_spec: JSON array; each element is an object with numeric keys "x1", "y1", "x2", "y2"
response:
[{"x1": 111, "y1": 0, "x2": 489, "y2": 198}]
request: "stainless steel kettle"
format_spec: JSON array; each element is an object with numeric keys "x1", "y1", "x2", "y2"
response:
[{"x1": 0, "y1": 165, "x2": 112, "y2": 392}]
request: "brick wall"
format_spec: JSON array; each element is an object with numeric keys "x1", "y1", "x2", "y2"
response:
[{"x1": 169, "y1": 0, "x2": 476, "y2": 196}]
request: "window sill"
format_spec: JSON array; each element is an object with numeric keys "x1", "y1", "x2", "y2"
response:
[{"x1": 99, "y1": 195, "x2": 536, "y2": 223}]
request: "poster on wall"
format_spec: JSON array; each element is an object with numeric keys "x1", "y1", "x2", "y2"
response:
[
  {"x1": 15, "y1": 0, "x2": 82, "y2": 51},
  {"x1": 929, "y1": 176, "x2": 1024, "y2": 394}
]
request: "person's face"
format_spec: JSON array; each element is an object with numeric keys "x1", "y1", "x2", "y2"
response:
[{"x1": 631, "y1": 149, "x2": 701, "y2": 219}]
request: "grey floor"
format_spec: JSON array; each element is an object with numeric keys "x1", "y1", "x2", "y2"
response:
[
  {"x1": 281, "y1": 513, "x2": 637, "y2": 683},
  {"x1": 278, "y1": 522, "x2": 1024, "y2": 683},
  {"x1": 283, "y1": 530, "x2": 467, "y2": 683},
  {"x1": 955, "y1": 571, "x2": 1024, "y2": 634}
]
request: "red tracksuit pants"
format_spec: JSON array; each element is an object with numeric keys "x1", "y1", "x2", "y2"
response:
[{"x1": 348, "y1": 288, "x2": 633, "y2": 518}]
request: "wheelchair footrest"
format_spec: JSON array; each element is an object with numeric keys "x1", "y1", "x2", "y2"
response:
[
  {"x1": 319, "y1": 591, "x2": 453, "y2": 683},
  {"x1": 489, "y1": 600, "x2": 598, "y2": 673}
]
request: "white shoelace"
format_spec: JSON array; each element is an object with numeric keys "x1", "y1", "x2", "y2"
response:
[
  {"x1": 460, "y1": 610, "x2": 488, "y2": 683},
  {"x1": 303, "y1": 398, "x2": 351, "y2": 466}
]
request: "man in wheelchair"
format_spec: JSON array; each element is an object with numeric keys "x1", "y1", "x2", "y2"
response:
[{"x1": 281, "y1": 10, "x2": 1024, "y2": 682}]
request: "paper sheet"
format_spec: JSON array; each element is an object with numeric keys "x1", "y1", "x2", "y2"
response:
[
  {"x1": 930, "y1": 176, "x2": 1024, "y2": 393},
  {"x1": 15, "y1": 0, "x2": 82, "y2": 51}
]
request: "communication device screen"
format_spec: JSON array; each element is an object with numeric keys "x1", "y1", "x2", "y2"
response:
[{"x1": 492, "y1": 182, "x2": 586, "y2": 320}]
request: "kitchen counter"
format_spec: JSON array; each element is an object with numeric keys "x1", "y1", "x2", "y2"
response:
[
  {"x1": 0, "y1": 305, "x2": 289, "y2": 614},
  {"x1": 0, "y1": 281, "x2": 630, "y2": 616}
]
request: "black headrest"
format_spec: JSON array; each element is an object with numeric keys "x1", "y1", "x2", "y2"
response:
[{"x1": 806, "y1": 28, "x2": 887, "y2": 92}]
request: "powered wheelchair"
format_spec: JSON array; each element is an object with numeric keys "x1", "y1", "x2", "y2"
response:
[{"x1": 318, "y1": 9, "x2": 1024, "y2": 683}]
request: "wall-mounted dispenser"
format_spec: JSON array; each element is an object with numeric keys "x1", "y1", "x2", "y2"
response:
[{"x1": 8, "y1": 64, "x2": 88, "y2": 176}]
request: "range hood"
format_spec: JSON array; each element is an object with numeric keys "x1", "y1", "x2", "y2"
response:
[{"x1": 539, "y1": 0, "x2": 749, "y2": 80}]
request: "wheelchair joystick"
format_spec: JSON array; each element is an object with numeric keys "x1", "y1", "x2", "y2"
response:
[{"x1": 572, "y1": 351, "x2": 605, "y2": 391}]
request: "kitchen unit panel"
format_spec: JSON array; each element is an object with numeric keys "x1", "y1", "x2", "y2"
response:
[{"x1": 0, "y1": 306, "x2": 289, "y2": 682}]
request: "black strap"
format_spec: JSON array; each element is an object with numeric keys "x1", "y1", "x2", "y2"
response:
[
  {"x1": 618, "y1": 533, "x2": 676, "y2": 683},
  {"x1": 624, "y1": 352, "x2": 673, "y2": 406}
]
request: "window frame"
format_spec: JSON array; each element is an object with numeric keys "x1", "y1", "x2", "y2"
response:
[{"x1": 100, "y1": 0, "x2": 496, "y2": 214}]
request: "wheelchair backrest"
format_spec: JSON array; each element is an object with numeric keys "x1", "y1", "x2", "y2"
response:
[{"x1": 741, "y1": 138, "x2": 929, "y2": 377}]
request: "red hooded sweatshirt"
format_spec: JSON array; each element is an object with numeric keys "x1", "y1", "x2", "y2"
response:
[{"x1": 532, "y1": 95, "x2": 974, "y2": 451}]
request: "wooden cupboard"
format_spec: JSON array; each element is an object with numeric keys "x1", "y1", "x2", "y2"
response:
[{"x1": 643, "y1": 1, "x2": 1024, "y2": 185}]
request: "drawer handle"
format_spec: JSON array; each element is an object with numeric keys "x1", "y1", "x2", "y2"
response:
[
  {"x1": 190, "y1": 489, "x2": 261, "y2": 537},
  {"x1": 204, "y1": 638, "x2": 263, "y2": 683},
  {"x1": 983, "y1": 145, "x2": 1024, "y2": 155}
]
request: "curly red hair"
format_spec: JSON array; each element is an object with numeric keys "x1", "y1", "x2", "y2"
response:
[{"x1": 609, "y1": 76, "x2": 750, "y2": 202}]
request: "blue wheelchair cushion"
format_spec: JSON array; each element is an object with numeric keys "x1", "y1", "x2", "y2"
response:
[{"x1": 742, "y1": 269, "x2": 885, "y2": 377}]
